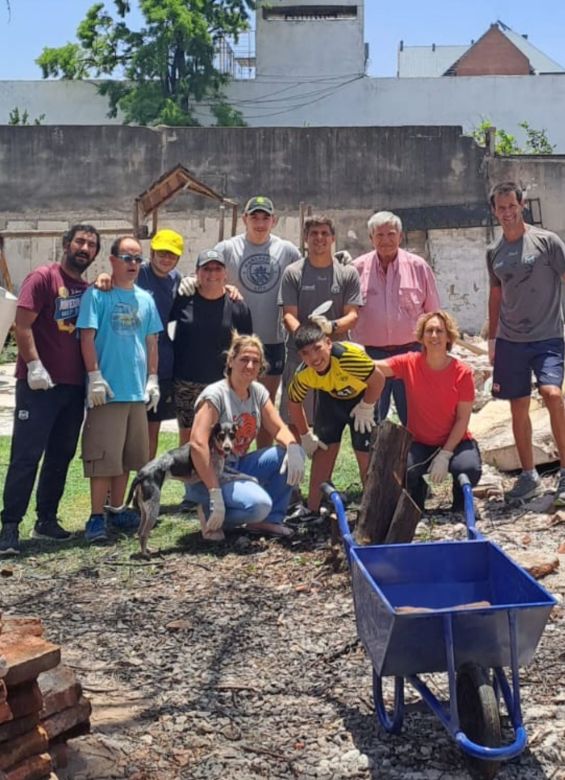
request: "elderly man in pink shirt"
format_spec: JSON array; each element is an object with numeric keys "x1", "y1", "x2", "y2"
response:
[{"x1": 352, "y1": 211, "x2": 440, "y2": 424}]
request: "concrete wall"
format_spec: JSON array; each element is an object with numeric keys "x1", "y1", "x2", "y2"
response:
[
  {"x1": 256, "y1": 0, "x2": 365, "y2": 77},
  {"x1": 3, "y1": 74, "x2": 565, "y2": 152},
  {"x1": 3, "y1": 124, "x2": 565, "y2": 333},
  {"x1": 0, "y1": 124, "x2": 486, "y2": 217}
]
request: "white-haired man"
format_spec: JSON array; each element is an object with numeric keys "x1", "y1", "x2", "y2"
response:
[{"x1": 351, "y1": 211, "x2": 440, "y2": 424}]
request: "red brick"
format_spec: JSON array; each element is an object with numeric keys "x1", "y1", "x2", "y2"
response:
[
  {"x1": 7, "y1": 681, "x2": 43, "y2": 720},
  {"x1": 38, "y1": 665, "x2": 81, "y2": 719},
  {"x1": 4, "y1": 752, "x2": 53, "y2": 780},
  {"x1": 0, "y1": 724, "x2": 49, "y2": 771},
  {"x1": 0, "y1": 713, "x2": 39, "y2": 744},
  {"x1": 1, "y1": 618, "x2": 44, "y2": 638},
  {"x1": 0, "y1": 636, "x2": 60, "y2": 687},
  {"x1": 42, "y1": 696, "x2": 91, "y2": 741},
  {"x1": 0, "y1": 701, "x2": 12, "y2": 725}
]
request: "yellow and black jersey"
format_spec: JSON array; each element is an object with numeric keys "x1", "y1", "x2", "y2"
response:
[{"x1": 287, "y1": 341, "x2": 374, "y2": 403}]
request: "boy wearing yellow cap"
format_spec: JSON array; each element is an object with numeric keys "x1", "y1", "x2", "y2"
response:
[{"x1": 137, "y1": 229, "x2": 184, "y2": 458}]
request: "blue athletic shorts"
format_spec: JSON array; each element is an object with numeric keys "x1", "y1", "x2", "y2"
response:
[{"x1": 492, "y1": 337, "x2": 564, "y2": 399}]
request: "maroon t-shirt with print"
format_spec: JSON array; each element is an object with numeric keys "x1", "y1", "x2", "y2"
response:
[{"x1": 15, "y1": 264, "x2": 88, "y2": 386}]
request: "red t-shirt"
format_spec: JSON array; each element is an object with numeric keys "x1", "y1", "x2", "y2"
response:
[
  {"x1": 15, "y1": 264, "x2": 89, "y2": 386},
  {"x1": 386, "y1": 351, "x2": 475, "y2": 446}
]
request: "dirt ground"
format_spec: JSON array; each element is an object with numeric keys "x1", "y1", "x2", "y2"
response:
[{"x1": 1, "y1": 474, "x2": 564, "y2": 780}]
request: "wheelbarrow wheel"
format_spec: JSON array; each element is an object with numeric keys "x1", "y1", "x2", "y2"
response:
[{"x1": 456, "y1": 663, "x2": 502, "y2": 779}]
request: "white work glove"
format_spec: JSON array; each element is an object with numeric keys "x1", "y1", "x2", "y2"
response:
[
  {"x1": 429, "y1": 449, "x2": 453, "y2": 484},
  {"x1": 350, "y1": 400, "x2": 376, "y2": 434},
  {"x1": 308, "y1": 314, "x2": 333, "y2": 335},
  {"x1": 178, "y1": 275, "x2": 197, "y2": 297},
  {"x1": 488, "y1": 339, "x2": 496, "y2": 366},
  {"x1": 206, "y1": 487, "x2": 225, "y2": 531},
  {"x1": 26, "y1": 360, "x2": 54, "y2": 391},
  {"x1": 145, "y1": 374, "x2": 160, "y2": 413},
  {"x1": 280, "y1": 443, "x2": 306, "y2": 486},
  {"x1": 300, "y1": 429, "x2": 329, "y2": 458},
  {"x1": 87, "y1": 370, "x2": 114, "y2": 408}
]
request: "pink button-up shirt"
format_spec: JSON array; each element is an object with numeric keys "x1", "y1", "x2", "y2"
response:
[{"x1": 351, "y1": 248, "x2": 440, "y2": 347}]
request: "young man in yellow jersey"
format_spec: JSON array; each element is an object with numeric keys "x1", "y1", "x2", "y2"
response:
[{"x1": 287, "y1": 322, "x2": 381, "y2": 512}]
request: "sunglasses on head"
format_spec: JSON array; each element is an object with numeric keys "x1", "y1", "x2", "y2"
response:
[{"x1": 116, "y1": 253, "x2": 144, "y2": 264}]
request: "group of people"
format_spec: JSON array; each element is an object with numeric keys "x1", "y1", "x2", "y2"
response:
[{"x1": 1, "y1": 180, "x2": 565, "y2": 555}]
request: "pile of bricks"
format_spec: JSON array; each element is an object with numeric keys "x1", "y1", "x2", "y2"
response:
[{"x1": 0, "y1": 615, "x2": 91, "y2": 780}]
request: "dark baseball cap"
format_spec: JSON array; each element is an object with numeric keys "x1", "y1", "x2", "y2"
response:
[
  {"x1": 196, "y1": 249, "x2": 225, "y2": 268},
  {"x1": 244, "y1": 196, "x2": 275, "y2": 215}
]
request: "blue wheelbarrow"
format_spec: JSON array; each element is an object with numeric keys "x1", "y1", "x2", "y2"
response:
[{"x1": 322, "y1": 476, "x2": 556, "y2": 778}]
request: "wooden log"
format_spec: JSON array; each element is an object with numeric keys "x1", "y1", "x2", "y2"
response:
[
  {"x1": 7, "y1": 681, "x2": 43, "y2": 720},
  {"x1": 356, "y1": 421, "x2": 413, "y2": 544},
  {"x1": 384, "y1": 490, "x2": 422, "y2": 544},
  {"x1": 42, "y1": 696, "x2": 91, "y2": 741},
  {"x1": 0, "y1": 725, "x2": 49, "y2": 771},
  {"x1": 4, "y1": 753, "x2": 52, "y2": 780},
  {"x1": 0, "y1": 713, "x2": 40, "y2": 744},
  {"x1": 38, "y1": 666, "x2": 81, "y2": 719},
  {"x1": 0, "y1": 636, "x2": 60, "y2": 687}
]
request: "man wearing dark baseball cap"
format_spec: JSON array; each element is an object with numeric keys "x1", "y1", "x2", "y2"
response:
[
  {"x1": 244, "y1": 196, "x2": 275, "y2": 216},
  {"x1": 213, "y1": 196, "x2": 300, "y2": 447}
]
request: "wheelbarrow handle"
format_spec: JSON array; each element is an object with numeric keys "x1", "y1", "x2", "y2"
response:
[
  {"x1": 458, "y1": 474, "x2": 483, "y2": 541},
  {"x1": 320, "y1": 482, "x2": 354, "y2": 554}
]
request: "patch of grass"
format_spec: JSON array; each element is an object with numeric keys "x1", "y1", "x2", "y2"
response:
[
  {"x1": 0, "y1": 334, "x2": 18, "y2": 365},
  {"x1": 0, "y1": 430, "x2": 361, "y2": 561}
]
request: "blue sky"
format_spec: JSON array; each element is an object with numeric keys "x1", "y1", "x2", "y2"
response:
[{"x1": 0, "y1": 0, "x2": 564, "y2": 79}]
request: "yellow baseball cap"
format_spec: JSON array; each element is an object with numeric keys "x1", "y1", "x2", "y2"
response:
[{"x1": 151, "y1": 229, "x2": 184, "y2": 256}]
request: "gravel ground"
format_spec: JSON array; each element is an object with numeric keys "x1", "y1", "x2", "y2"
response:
[{"x1": 1, "y1": 473, "x2": 564, "y2": 780}]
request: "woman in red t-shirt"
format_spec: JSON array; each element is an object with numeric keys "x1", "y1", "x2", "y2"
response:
[{"x1": 374, "y1": 310, "x2": 481, "y2": 512}]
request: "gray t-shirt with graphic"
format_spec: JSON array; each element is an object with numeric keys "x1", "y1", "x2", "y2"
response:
[
  {"x1": 487, "y1": 225, "x2": 565, "y2": 342},
  {"x1": 215, "y1": 233, "x2": 300, "y2": 345},
  {"x1": 278, "y1": 257, "x2": 363, "y2": 355},
  {"x1": 196, "y1": 379, "x2": 269, "y2": 460}
]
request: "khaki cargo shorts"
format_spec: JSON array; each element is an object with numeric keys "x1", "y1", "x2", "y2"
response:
[{"x1": 81, "y1": 402, "x2": 149, "y2": 477}]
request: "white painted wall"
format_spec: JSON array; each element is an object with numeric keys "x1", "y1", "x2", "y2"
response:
[
  {"x1": 427, "y1": 227, "x2": 494, "y2": 335},
  {"x1": 0, "y1": 81, "x2": 123, "y2": 125},
  {"x1": 4, "y1": 74, "x2": 563, "y2": 152}
]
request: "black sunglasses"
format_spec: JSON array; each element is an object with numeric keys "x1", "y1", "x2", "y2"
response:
[{"x1": 116, "y1": 253, "x2": 144, "y2": 264}]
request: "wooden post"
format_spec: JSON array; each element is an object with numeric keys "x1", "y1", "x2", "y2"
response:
[
  {"x1": 384, "y1": 490, "x2": 421, "y2": 544},
  {"x1": 231, "y1": 204, "x2": 238, "y2": 237},
  {"x1": 356, "y1": 421, "x2": 413, "y2": 544},
  {"x1": 298, "y1": 201, "x2": 306, "y2": 254},
  {"x1": 0, "y1": 237, "x2": 14, "y2": 293},
  {"x1": 218, "y1": 204, "x2": 226, "y2": 242}
]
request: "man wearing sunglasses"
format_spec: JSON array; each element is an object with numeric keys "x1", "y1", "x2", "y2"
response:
[
  {"x1": 77, "y1": 236, "x2": 163, "y2": 543},
  {"x1": 0, "y1": 224, "x2": 101, "y2": 555}
]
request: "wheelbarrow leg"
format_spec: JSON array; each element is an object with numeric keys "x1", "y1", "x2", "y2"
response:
[{"x1": 373, "y1": 670, "x2": 405, "y2": 734}]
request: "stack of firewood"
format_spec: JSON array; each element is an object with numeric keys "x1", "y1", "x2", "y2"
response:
[{"x1": 0, "y1": 614, "x2": 91, "y2": 780}]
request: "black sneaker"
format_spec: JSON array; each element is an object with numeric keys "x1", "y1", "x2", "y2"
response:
[
  {"x1": 31, "y1": 519, "x2": 72, "y2": 541},
  {"x1": 0, "y1": 524, "x2": 21, "y2": 555}
]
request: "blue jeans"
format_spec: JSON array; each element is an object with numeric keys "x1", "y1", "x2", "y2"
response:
[
  {"x1": 185, "y1": 446, "x2": 292, "y2": 527},
  {"x1": 366, "y1": 343, "x2": 421, "y2": 425}
]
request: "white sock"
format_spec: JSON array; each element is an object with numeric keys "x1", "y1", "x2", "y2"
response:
[{"x1": 523, "y1": 469, "x2": 539, "y2": 481}]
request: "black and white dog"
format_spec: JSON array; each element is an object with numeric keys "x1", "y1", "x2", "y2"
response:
[{"x1": 120, "y1": 422, "x2": 249, "y2": 557}]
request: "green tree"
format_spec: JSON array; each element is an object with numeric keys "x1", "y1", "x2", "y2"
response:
[
  {"x1": 470, "y1": 118, "x2": 554, "y2": 155},
  {"x1": 36, "y1": 0, "x2": 253, "y2": 126},
  {"x1": 8, "y1": 107, "x2": 46, "y2": 125}
]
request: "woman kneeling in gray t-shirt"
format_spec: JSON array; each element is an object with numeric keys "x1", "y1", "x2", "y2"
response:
[{"x1": 187, "y1": 333, "x2": 306, "y2": 540}]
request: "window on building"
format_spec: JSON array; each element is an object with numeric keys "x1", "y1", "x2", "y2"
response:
[{"x1": 262, "y1": 5, "x2": 358, "y2": 21}]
